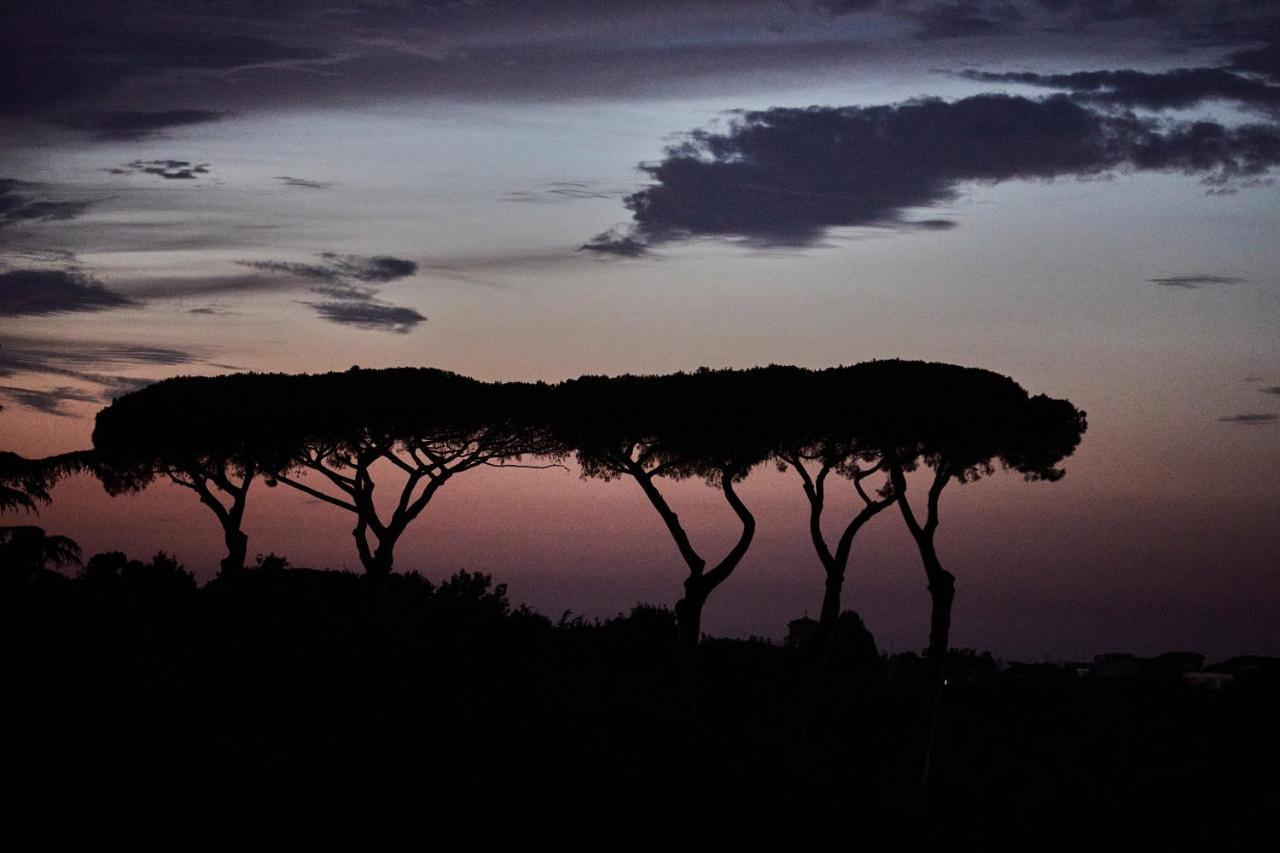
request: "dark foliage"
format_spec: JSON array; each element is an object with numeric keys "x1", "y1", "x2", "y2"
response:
[{"x1": 1, "y1": 560, "x2": 1275, "y2": 848}]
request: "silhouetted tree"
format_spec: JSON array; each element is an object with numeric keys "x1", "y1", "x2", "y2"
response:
[
  {"x1": 774, "y1": 367, "x2": 900, "y2": 733},
  {"x1": 551, "y1": 367, "x2": 794, "y2": 706},
  {"x1": 860, "y1": 360, "x2": 1086, "y2": 796},
  {"x1": 266, "y1": 369, "x2": 556, "y2": 577},
  {"x1": 93, "y1": 374, "x2": 289, "y2": 576},
  {"x1": 775, "y1": 369, "x2": 901, "y2": 666},
  {"x1": 0, "y1": 525, "x2": 81, "y2": 584},
  {"x1": 1, "y1": 437, "x2": 93, "y2": 586},
  {"x1": 78, "y1": 549, "x2": 197, "y2": 595},
  {"x1": 0, "y1": 448, "x2": 92, "y2": 513}
]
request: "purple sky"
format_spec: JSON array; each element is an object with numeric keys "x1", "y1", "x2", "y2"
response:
[{"x1": 2, "y1": 1, "x2": 1278, "y2": 660}]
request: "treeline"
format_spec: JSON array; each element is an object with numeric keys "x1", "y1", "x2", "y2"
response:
[
  {"x1": 3, "y1": 359, "x2": 1085, "y2": 790},
  {"x1": 5, "y1": 552, "x2": 1277, "y2": 847}
]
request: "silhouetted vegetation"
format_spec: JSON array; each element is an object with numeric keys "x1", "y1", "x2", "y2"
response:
[
  {"x1": 1, "y1": 555, "x2": 1275, "y2": 847},
  {"x1": 37, "y1": 359, "x2": 1264, "y2": 844}
]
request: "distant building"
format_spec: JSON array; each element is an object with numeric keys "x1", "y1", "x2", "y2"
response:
[{"x1": 786, "y1": 616, "x2": 819, "y2": 649}]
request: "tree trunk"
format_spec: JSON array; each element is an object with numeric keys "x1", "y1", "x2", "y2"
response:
[
  {"x1": 356, "y1": 536, "x2": 395, "y2": 578},
  {"x1": 914, "y1": 537, "x2": 955, "y2": 802},
  {"x1": 219, "y1": 526, "x2": 248, "y2": 576},
  {"x1": 817, "y1": 566, "x2": 843, "y2": 657},
  {"x1": 674, "y1": 586, "x2": 705, "y2": 714}
]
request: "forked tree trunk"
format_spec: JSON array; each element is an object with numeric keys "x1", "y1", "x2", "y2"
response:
[{"x1": 629, "y1": 462, "x2": 755, "y2": 716}]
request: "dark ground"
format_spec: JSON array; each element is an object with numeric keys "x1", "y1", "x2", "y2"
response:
[{"x1": 4, "y1": 556, "x2": 1278, "y2": 850}]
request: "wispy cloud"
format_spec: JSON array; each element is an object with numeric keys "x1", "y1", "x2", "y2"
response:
[
  {"x1": 0, "y1": 335, "x2": 205, "y2": 416},
  {"x1": 1147, "y1": 275, "x2": 1247, "y2": 289},
  {"x1": 306, "y1": 301, "x2": 426, "y2": 333},
  {"x1": 274, "y1": 176, "x2": 334, "y2": 189},
  {"x1": 1218, "y1": 413, "x2": 1278, "y2": 425},
  {"x1": 0, "y1": 179, "x2": 92, "y2": 231},
  {"x1": 106, "y1": 160, "x2": 212, "y2": 180},
  {"x1": 240, "y1": 252, "x2": 425, "y2": 332}
]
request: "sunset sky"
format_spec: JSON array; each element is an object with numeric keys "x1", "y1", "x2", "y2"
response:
[{"x1": 2, "y1": 0, "x2": 1278, "y2": 660}]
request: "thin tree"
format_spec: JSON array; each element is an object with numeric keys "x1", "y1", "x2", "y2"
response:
[
  {"x1": 864, "y1": 360, "x2": 1086, "y2": 798},
  {"x1": 551, "y1": 367, "x2": 792, "y2": 707},
  {"x1": 774, "y1": 367, "x2": 900, "y2": 732}
]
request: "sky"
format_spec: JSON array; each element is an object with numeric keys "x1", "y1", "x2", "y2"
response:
[{"x1": 2, "y1": 0, "x2": 1278, "y2": 661}]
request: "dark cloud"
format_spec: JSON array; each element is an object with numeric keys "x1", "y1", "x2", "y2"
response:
[
  {"x1": 0, "y1": 384, "x2": 102, "y2": 416},
  {"x1": 1217, "y1": 413, "x2": 1278, "y2": 424},
  {"x1": 0, "y1": 336, "x2": 202, "y2": 415},
  {"x1": 275, "y1": 176, "x2": 334, "y2": 189},
  {"x1": 1227, "y1": 37, "x2": 1280, "y2": 82},
  {"x1": 1260, "y1": 386, "x2": 1280, "y2": 396},
  {"x1": 124, "y1": 273, "x2": 286, "y2": 300},
  {"x1": 1147, "y1": 274, "x2": 1247, "y2": 288},
  {"x1": 321, "y1": 253, "x2": 418, "y2": 283},
  {"x1": 109, "y1": 160, "x2": 212, "y2": 180},
  {"x1": 0, "y1": 373, "x2": 155, "y2": 415},
  {"x1": 53, "y1": 109, "x2": 227, "y2": 141},
  {"x1": 0, "y1": 338, "x2": 197, "y2": 378},
  {"x1": 958, "y1": 67, "x2": 1280, "y2": 114},
  {"x1": 580, "y1": 229, "x2": 651, "y2": 257},
  {"x1": 0, "y1": 269, "x2": 137, "y2": 317},
  {"x1": 307, "y1": 301, "x2": 426, "y2": 333},
  {"x1": 0, "y1": 179, "x2": 92, "y2": 230},
  {"x1": 911, "y1": 2, "x2": 1023, "y2": 40},
  {"x1": 241, "y1": 252, "x2": 424, "y2": 332},
  {"x1": 237, "y1": 260, "x2": 342, "y2": 282},
  {"x1": 588, "y1": 93, "x2": 1280, "y2": 251},
  {"x1": 1, "y1": 5, "x2": 333, "y2": 119},
  {"x1": 239, "y1": 253, "x2": 417, "y2": 285},
  {"x1": 812, "y1": 0, "x2": 882, "y2": 14},
  {"x1": 4, "y1": 0, "x2": 1279, "y2": 125}
]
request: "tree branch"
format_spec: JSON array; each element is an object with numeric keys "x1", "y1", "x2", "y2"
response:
[
  {"x1": 627, "y1": 461, "x2": 706, "y2": 575},
  {"x1": 702, "y1": 467, "x2": 757, "y2": 592},
  {"x1": 273, "y1": 472, "x2": 359, "y2": 513}
]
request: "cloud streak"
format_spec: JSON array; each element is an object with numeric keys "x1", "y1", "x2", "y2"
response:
[
  {"x1": 306, "y1": 301, "x2": 426, "y2": 334},
  {"x1": 958, "y1": 68, "x2": 1280, "y2": 115},
  {"x1": 1218, "y1": 413, "x2": 1278, "y2": 424},
  {"x1": 0, "y1": 179, "x2": 92, "y2": 231},
  {"x1": 274, "y1": 176, "x2": 334, "y2": 189},
  {"x1": 0, "y1": 336, "x2": 203, "y2": 416},
  {"x1": 54, "y1": 109, "x2": 227, "y2": 141},
  {"x1": 1147, "y1": 274, "x2": 1247, "y2": 288},
  {"x1": 0, "y1": 269, "x2": 137, "y2": 316},
  {"x1": 240, "y1": 252, "x2": 426, "y2": 332},
  {"x1": 107, "y1": 160, "x2": 212, "y2": 180}
]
